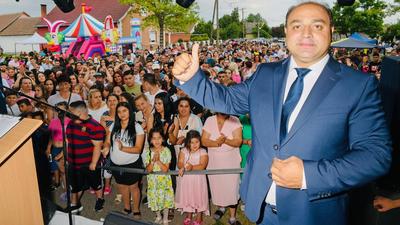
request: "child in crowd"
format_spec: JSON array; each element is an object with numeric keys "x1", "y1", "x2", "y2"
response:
[
  {"x1": 144, "y1": 128, "x2": 174, "y2": 224},
  {"x1": 46, "y1": 101, "x2": 70, "y2": 193},
  {"x1": 175, "y1": 130, "x2": 209, "y2": 225}
]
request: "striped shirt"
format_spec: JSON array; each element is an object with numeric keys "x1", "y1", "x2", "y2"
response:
[{"x1": 66, "y1": 117, "x2": 105, "y2": 168}]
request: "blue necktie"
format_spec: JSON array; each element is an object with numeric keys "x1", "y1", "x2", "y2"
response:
[{"x1": 280, "y1": 68, "x2": 311, "y2": 142}]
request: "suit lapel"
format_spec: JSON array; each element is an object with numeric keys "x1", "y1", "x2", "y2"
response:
[
  {"x1": 273, "y1": 58, "x2": 290, "y2": 140},
  {"x1": 281, "y1": 57, "x2": 342, "y2": 146}
]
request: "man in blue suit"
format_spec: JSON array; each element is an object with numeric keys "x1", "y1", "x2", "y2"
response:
[{"x1": 172, "y1": 2, "x2": 392, "y2": 225}]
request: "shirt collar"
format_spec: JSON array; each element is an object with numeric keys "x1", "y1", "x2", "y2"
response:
[{"x1": 289, "y1": 54, "x2": 330, "y2": 72}]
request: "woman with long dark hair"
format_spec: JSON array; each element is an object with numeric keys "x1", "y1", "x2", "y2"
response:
[{"x1": 102, "y1": 102, "x2": 145, "y2": 218}]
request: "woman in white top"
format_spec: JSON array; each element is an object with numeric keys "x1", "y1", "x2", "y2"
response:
[
  {"x1": 103, "y1": 102, "x2": 145, "y2": 218},
  {"x1": 87, "y1": 88, "x2": 108, "y2": 122},
  {"x1": 169, "y1": 97, "x2": 203, "y2": 164}
]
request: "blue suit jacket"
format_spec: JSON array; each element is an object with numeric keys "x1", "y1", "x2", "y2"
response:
[{"x1": 176, "y1": 56, "x2": 392, "y2": 225}]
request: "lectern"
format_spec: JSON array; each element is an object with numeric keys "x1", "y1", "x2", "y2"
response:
[{"x1": 0, "y1": 118, "x2": 43, "y2": 225}]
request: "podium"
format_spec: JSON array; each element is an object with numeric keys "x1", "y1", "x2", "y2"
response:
[{"x1": 0, "y1": 118, "x2": 43, "y2": 225}]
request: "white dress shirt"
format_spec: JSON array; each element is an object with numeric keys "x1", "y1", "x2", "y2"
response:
[{"x1": 265, "y1": 54, "x2": 330, "y2": 206}]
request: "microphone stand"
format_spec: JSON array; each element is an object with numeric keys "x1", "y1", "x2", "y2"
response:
[{"x1": 2, "y1": 86, "x2": 77, "y2": 225}]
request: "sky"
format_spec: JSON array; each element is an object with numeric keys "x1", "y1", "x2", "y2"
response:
[{"x1": 0, "y1": 0, "x2": 397, "y2": 27}]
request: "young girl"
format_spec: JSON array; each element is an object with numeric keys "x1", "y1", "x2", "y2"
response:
[
  {"x1": 143, "y1": 128, "x2": 174, "y2": 224},
  {"x1": 175, "y1": 130, "x2": 209, "y2": 225}
]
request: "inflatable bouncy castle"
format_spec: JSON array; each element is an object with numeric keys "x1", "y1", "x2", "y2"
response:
[{"x1": 62, "y1": 3, "x2": 105, "y2": 59}]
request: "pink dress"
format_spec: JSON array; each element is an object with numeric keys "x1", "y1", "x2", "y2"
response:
[
  {"x1": 203, "y1": 115, "x2": 242, "y2": 206},
  {"x1": 175, "y1": 148, "x2": 209, "y2": 215}
]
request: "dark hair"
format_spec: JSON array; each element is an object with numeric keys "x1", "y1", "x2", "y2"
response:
[
  {"x1": 30, "y1": 111, "x2": 45, "y2": 120},
  {"x1": 55, "y1": 101, "x2": 69, "y2": 109},
  {"x1": 153, "y1": 92, "x2": 174, "y2": 130},
  {"x1": 122, "y1": 70, "x2": 133, "y2": 77},
  {"x1": 57, "y1": 74, "x2": 71, "y2": 84},
  {"x1": 147, "y1": 127, "x2": 165, "y2": 147},
  {"x1": 177, "y1": 96, "x2": 192, "y2": 111},
  {"x1": 44, "y1": 78, "x2": 56, "y2": 96},
  {"x1": 119, "y1": 92, "x2": 137, "y2": 112},
  {"x1": 17, "y1": 98, "x2": 31, "y2": 106},
  {"x1": 111, "y1": 102, "x2": 137, "y2": 149},
  {"x1": 285, "y1": 1, "x2": 333, "y2": 28},
  {"x1": 142, "y1": 73, "x2": 157, "y2": 86},
  {"x1": 69, "y1": 100, "x2": 87, "y2": 109},
  {"x1": 112, "y1": 84, "x2": 126, "y2": 93},
  {"x1": 184, "y1": 130, "x2": 201, "y2": 150},
  {"x1": 106, "y1": 93, "x2": 119, "y2": 103}
]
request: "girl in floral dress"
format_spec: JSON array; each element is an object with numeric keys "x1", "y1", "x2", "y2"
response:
[{"x1": 144, "y1": 128, "x2": 174, "y2": 224}]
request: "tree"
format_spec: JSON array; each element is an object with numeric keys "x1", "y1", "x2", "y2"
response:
[
  {"x1": 193, "y1": 20, "x2": 213, "y2": 38},
  {"x1": 271, "y1": 24, "x2": 285, "y2": 38},
  {"x1": 120, "y1": 0, "x2": 199, "y2": 48},
  {"x1": 218, "y1": 8, "x2": 243, "y2": 40},
  {"x1": 332, "y1": 0, "x2": 387, "y2": 38},
  {"x1": 246, "y1": 13, "x2": 271, "y2": 38},
  {"x1": 382, "y1": 21, "x2": 400, "y2": 42}
]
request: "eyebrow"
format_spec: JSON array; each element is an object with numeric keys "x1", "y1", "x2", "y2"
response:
[{"x1": 289, "y1": 19, "x2": 327, "y2": 25}]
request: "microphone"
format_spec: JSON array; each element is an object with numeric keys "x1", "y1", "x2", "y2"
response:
[
  {"x1": 176, "y1": 0, "x2": 195, "y2": 8},
  {"x1": 337, "y1": 0, "x2": 355, "y2": 6}
]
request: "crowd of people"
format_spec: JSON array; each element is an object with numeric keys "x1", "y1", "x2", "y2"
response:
[{"x1": 0, "y1": 35, "x2": 399, "y2": 225}]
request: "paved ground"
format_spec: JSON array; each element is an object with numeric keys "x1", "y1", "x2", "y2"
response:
[{"x1": 52, "y1": 179, "x2": 255, "y2": 225}]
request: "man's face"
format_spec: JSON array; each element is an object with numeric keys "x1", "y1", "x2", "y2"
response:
[
  {"x1": 373, "y1": 55, "x2": 380, "y2": 63},
  {"x1": 218, "y1": 72, "x2": 227, "y2": 84},
  {"x1": 123, "y1": 74, "x2": 135, "y2": 86},
  {"x1": 59, "y1": 81, "x2": 71, "y2": 92},
  {"x1": 19, "y1": 103, "x2": 32, "y2": 113},
  {"x1": 6, "y1": 95, "x2": 17, "y2": 106},
  {"x1": 285, "y1": 3, "x2": 332, "y2": 67}
]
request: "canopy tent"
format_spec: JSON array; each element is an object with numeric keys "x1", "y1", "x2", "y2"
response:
[
  {"x1": 62, "y1": 13, "x2": 104, "y2": 37},
  {"x1": 15, "y1": 32, "x2": 47, "y2": 44},
  {"x1": 331, "y1": 37, "x2": 379, "y2": 49},
  {"x1": 349, "y1": 32, "x2": 377, "y2": 45}
]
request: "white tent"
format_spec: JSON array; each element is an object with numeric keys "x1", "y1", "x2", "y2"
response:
[
  {"x1": 16, "y1": 32, "x2": 47, "y2": 44},
  {"x1": 14, "y1": 32, "x2": 47, "y2": 54}
]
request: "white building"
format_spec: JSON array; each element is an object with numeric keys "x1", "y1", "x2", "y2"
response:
[{"x1": 0, "y1": 12, "x2": 42, "y2": 54}]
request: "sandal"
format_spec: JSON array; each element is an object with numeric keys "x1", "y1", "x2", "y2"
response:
[
  {"x1": 168, "y1": 209, "x2": 175, "y2": 220},
  {"x1": 123, "y1": 208, "x2": 132, "y2": 215},
  {"x1": 114, "y1": 194, "x2": 122, "y2": 204},
  {"x1": 213, "y1": 209, "x2": 225, "y2": 220},
  {"x1": 133, "y1": 211, "x2": 141, "y2": 219}
]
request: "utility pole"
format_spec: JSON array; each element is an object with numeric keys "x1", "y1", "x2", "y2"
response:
[
  {"x1": 211, "y1": 0, "x2": 219, "y2": 45},
  {"x1": 240, "y1": 8, "x2": 245, "y2": 39},
  {"x1": 216, "y1": 0, "x2": 219, "y2": 46}
]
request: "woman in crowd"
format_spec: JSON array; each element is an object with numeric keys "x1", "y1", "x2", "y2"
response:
[
  {"x1": 44, "y1": 78, "x2": 56, "y2": 97},
  {"x1": 87, "y1": 88, "x2": 108, "y2": 123},
  {"x1": 100, "y1": 93, "x2": 120, "y2": 195},
  {"x1": 202, "y1": 112, "x2": 242, "y2": 225},
  {"x1": 175, "y1": 130, "x2": 209, "y2": 225},
  {"x1": 102, "y1": 102, "x2": 145, "y2": 218},
  {"x1": 169, "y1": 97, "x2": 203, "y2": 164}
]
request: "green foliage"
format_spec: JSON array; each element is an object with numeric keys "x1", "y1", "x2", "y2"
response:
[
  {"x1": 246, "y1": 13, "x2": 264, "y2": 23},
  {"x1": 218, "y1": 8, "x2": 243, "y2": 39},
  {"x1": 190, "y1": 34, "x2": 209, "y2": 41},
  {"x1": 193, "y1": 20, "x2": 213, "y2": 38},
  {"x1": 271, "y1": 24, "x2": 285, "y2": 38},
  {"x1": 252, "y1": 23, "x2": 271, "y2": 38},
  {"x1": 381, "y1": 21, "x2": 400, "y2": 42},
  {"x1": 332, "y1": 0, "x2": 387, "y2": 37},
  {"x1": 120, "y1": 0, "x2": 199, "y2": 47}
]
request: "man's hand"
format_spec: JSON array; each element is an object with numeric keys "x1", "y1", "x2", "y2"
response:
[
  {"x1": 89, "y1": 162, "x2": 97, "y2": 171},
  {"x1": 374, "y1": 196, "x2": 397, "y2": 212},
  {"x1": 271, "y1": 156, "x2": 303, "y2": 189},
  {"x1": 172, "y1": 43, "x2": 200, "y2": 82}
]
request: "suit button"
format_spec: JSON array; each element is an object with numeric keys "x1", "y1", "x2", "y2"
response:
[{"x1": 273, "y1": 144, "x2": 279, "y2": 150}]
